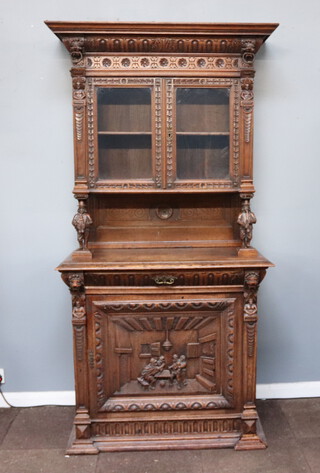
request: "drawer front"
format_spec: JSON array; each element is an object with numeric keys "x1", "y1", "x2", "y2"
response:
[{"x1": 84, "y1": 270, "x2": 245, "y2": 287}]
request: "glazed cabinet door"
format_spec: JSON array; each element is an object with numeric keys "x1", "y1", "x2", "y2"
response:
[
  {"x1": 93, "y1": 78, "x2": 163, "y2": 189},
  {"x1": 86, "y1": 292, "x2": 243, "y2": 417},
  {"x1": 165, "y1": 78, "x2": 238, "y2": 190}
]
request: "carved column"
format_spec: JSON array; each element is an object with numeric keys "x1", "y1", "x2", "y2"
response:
[
  {"x1": 240, "y1": 40, "x2": 255, "y2": 193},
  {"x1": 62, "y1": 272, "x2": 98, "y2": 454},
  {"x1": 68, "y1": 37, "x2": 88, "y2": 193},
  {"x1": 236, "y1": 270, "x2": 266, "y2": 450},
  {"x1": 72, "y1": 196, "x2": 93, "y2": 259},
  {"x1": 237, "y1": 193, "x2": 256, "y2": 251}
]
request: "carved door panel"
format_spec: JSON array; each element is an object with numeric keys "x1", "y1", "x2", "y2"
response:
[{"x1": 87, "y1": 294, "x2": 242, "y2": 415}]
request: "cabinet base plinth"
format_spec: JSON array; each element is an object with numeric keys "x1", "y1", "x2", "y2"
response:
[{"x1": 66, "y1": 414, "x2": 267, "y2": 454}]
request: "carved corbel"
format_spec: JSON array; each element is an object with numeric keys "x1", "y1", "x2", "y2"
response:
[
  {"x1": 237, "y1": 194, "x2": 256, "y2": 249},
  {"x1": 241, "y1": 39, "x2": 256, "y2": 66},
  {"x1": 72, "y1": 197, "x2": 92, "y2": 252},
  {"x1": 240, "y1": 77, "x2": 254, "y2": 143},
  {"x1": 72, "y1": 70, "x2": 86, "y2": 142},
  {"x1": 63, "y1": 37, "x2": 85, "y2": 65}
]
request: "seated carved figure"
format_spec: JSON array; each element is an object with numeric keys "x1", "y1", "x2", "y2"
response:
[{"x1": 137, "y1": 356, "x2": 165, "y2": 389}]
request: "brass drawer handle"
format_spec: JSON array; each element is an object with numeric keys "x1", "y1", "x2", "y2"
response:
[{"x1": 152, "y1": 275, "x2": 177, "y2": 285}]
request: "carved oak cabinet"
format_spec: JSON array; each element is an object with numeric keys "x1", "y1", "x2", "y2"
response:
[{"x1": 46, "y1": 21, "x2": 278, "y2": 453}]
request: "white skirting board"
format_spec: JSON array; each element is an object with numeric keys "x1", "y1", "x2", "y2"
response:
[{"x1": 0, "y1": 382, "x2": 320, "y2": 408}]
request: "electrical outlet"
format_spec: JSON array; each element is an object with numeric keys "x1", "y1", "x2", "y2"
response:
[{"x1": 0, "y1": 369, "x2": 5, "y2": 384}]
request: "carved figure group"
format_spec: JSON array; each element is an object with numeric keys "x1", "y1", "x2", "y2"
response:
[
  {"x1": 137, "y1": 354, "x2": 187, "y2": 390},
  {"x1": 137, "y1": 356, "x2": 165, "y2": 389}
]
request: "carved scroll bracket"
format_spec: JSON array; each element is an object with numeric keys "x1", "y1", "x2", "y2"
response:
[
  {"x1": 72, "y1": 198, "x2": 92, "y2": 252},
  {"x1": 237, "y1": 194, "x2": 256, "y2": 249}
]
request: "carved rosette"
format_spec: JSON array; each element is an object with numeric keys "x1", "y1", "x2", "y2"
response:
[
  {"x1": 243, "y1": 271, "x2": 260, "y2": 357},
  {"x1": 240, "y1": 77, "x2": 254, "y2": 143},
  {"x1": 72, "y1": 70, "x2": 86, "y2": 142},
  {"x1": 237, "y1": 194, "x2": 256, "y2": 248}
]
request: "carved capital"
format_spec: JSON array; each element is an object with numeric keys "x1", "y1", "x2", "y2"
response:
[
  {"x1": 237, "y1": 195, "x2": 256, "y2": 249},
  {"x1": 72, "y1": 200, "x2": 92, "y2": 251},
  {"x1": 62, "y1": 272, "x2": 84, "y2": 291}
]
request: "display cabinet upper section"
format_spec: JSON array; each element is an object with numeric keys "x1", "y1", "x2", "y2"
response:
[{"x1": 46, "y1": 22, "x2": 278, "y2": 194}]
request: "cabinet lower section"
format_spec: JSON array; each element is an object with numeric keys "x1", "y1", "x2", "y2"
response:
[{"x1": 62, "y1": 268, "x2": 268, "y2": 453}]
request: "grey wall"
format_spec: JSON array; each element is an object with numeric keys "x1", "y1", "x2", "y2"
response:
[{"x1": 1, "y1": 0, "x2": 320, "y2": 393}]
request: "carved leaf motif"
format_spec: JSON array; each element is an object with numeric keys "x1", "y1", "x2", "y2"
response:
[{"x1": 75, "y1": 108, "x2": 83, "y2": 141}]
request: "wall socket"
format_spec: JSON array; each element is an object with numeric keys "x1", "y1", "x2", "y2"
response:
[{"x1": 0, "y1": 369, "x2": 5, "y2": 384}]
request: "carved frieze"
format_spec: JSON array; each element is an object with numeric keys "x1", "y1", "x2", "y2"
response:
[
  {"x1": 85, "y1": 55, "x2": 239, "y2": 71},
  {"x1": 82, "y1": 36, "x2": 244, "y2": 54},
  {"x1": 98, "y1": 300, "x2": 232, "y2": 314},
  {"x1": 84, "y1": 270, "x2": 245, "y2": 287},
  {"x1": 102, "y1": 395, "x2": 230, "y2": 413}
]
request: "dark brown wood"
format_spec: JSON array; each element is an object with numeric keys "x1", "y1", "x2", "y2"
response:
[{"x1": 47, "y1": 21, "x2": 277, "y2": 454}]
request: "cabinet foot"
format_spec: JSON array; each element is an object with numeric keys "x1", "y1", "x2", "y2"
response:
[
  {"x1": 234, "y1": 418, "x2": 267, "y2": 451},
  {"x1": 66, "y1": 427, "x2": 99, "y2": 455}
]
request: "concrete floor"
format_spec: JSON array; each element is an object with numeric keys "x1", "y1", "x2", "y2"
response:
[{"x1": 0, "y1": 399, "x2": 319, "y2": 473}]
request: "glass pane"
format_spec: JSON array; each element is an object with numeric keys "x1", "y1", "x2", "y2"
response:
[
  {"x1": 98, "y1": 135, "x2": 152, "y2": 180},
  {"x1": 176, "y1": 88, "x2": 229, "y2": 133},
  {"x1": 177, "y1": 135, "x2": 229, "y2": 179},
  {"x1": 176, "y1": 88, "x2": 230, "y2": 180},
  {"x1": 97, "y1": 87, "x2": 152, "y2": 180},
  {"x1": 97, "y1": 88, "x2": 151, "y2": 132}
]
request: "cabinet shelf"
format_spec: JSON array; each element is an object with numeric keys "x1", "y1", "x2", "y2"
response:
[
  {"x1": 98, "y1": 131, "x2": 152, "y2": 135},
  {"x1": 176, "y1": 132, "x2": 230, "y2": 136}
]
